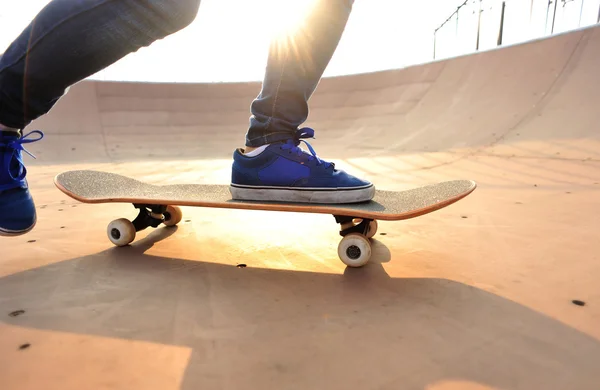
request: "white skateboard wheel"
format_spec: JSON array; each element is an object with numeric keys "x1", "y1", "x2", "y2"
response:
[
  {"x1": 163, "y1": 205, "x2": 182, "y2": 227},
  {"x1": 338, "y1": 233, "x2": 372, "y2": 267},
  {"x1": 366, "y1": 220, "x2": 378, "y2": 239},
  {"x1": 107, "y1": 218, "x2": 136, "y2": 246}
]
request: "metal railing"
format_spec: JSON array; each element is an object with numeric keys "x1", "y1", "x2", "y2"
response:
[
  {"x1": 433, "y1": 0, "x2": 469, "y2": 59},
  {"x1": 433, "y1": 0, "x2": 600, "y2": 60}
]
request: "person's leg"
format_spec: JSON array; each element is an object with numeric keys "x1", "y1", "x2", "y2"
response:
[
  {"x1": 0, "y1": 0, "x2": 201, "y2": 131},
  {"x1": 0, "y1": 0, "x2": 201, "y2": 236},
  {"x1": 231, "y1": 0, "x2": 374, "y2": 204},
  {"x1": 245, "y1": 0, "x2": 354, "y2": 147}
]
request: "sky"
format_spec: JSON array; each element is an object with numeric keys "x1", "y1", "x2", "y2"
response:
[{"x1": 0, "y1": 0, "x2": 598, "y2": 83}]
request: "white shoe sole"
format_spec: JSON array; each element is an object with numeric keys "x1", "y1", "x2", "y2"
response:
[
  {"x1": 229, "y1": 184, "x2": 375, "y2": 204},
  {"x1": 0, "y1": 218, "x2": 36, "y2": 236}
]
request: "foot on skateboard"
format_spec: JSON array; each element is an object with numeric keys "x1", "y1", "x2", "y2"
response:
[{"x1": 231, "y1": 128, "x2": 375, "y2": 204}]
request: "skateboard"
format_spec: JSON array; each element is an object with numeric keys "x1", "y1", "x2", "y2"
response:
[{"x1": 54, "y1": 170, "x2": 477, "y2": 267}]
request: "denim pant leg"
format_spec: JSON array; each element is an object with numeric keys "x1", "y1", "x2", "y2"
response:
[
  {"x1": 0, "y1": 0, "x2": 201, "y2": 129},
  {"x1": 246, "y1": 0, "x2": 354, "y2": 147}
]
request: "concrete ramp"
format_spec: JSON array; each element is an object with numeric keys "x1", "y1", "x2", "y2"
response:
[
  {"x1": 2, "y1": 24, "x2": 600, "y2": 390},
  {"x1": 25, "y1": 24, "x2": 600, "y2": 165}
]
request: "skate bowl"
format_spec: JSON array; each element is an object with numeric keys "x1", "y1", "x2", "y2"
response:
[
  {"x1": 22, "y1": 24, "x2": 600, "y2": 166},
  {"x1": 2, "y1": 24, "x2": 600, "y2": 390}
]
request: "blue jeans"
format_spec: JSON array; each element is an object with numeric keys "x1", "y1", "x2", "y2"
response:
[{"x1": 0, "y1": 0, "x2": 353, "y2": 147}]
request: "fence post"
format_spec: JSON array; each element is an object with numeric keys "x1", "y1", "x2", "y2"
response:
[
  {"x1": 545, "y1": 0, "x2": 552, "y2": 32},
  {"x1": 456, "y1": 5, "x2": 460, "y2": 36},
  {"x1": 433, "y1": 29, "x2": 437, "y2": 59},
  {"x1": 530, "y1": 0, "x2": 535, "y2": 23},
  {"x1": 551, "y1": 0, "x2": 559, "y2": 33},
  {"x1": 476, "y1": 0, "x2": 482, "y2": 50},
  {"x1": 498, "y1": 1, "x2": 506, "y2": 46}
]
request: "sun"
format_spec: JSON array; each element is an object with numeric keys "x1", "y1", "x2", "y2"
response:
[{"x1": 262, "y1": 0, "x2": 317, "y2": 38}]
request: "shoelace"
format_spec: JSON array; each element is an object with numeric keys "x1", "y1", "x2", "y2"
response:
[
  {"x1": 280, "y1": 128, "x2": 334, "y2": 169},
  {"x1": 0, "y1": 130, "x2": 44, "y2": 187}
]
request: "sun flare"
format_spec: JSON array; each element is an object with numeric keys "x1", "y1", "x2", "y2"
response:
[{"x1": 262, "y1": 0, "x2": 317, "y2": 38}]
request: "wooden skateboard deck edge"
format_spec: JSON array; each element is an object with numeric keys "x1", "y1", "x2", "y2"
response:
[{"x1": 53, "y1": 171, "x2": 477, "y2": 222}]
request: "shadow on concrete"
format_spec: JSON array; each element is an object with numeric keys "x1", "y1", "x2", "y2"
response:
[{"x1": 2, "y1": 227, "x2": 598, "y2": 389}]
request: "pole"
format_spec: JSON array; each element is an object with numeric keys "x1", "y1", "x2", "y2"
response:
[
  {"x1": 529, "y1": 0, "x2": 536, "y2": 38},
  {"x1": 545, "y1": 0, "x2": 552, "y2": 33},
  {"x1": 530, "y1": 0, "x2": 535, "y2": 23},
  {"x1": 551, "y1": 0, "x2": 558, "y2": 33},
  {"x1": 597, "y1": 3, "x2": 600, "y2": 23},
  {"x1": 476, "y1": 0, "x2": 482, "y2": 51},
  {"x1": 456, "y1": 5, "x2": 460, "y2": 37},
  {"x1": 455, "y1": 6, "x2": 460, "y2": 55},
  {"x1": 578, "y1": 0, "x2": 584, "y2": 26},
  {"x1": 433, "y1": 30, "x2": 437, "y2": 59},
  {"x1": 498, "y1": 1, "x2": 506, "y2": 46}
]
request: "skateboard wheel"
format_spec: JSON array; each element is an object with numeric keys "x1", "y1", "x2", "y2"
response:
[
  {"x1": 163, "y1": 205, "x2": 182, "y2": 227},
  {"x1": 338, "y1": 233, "x2": 371, "y2": 267},
  {"x1": 366, "y1": 220, "x2": 378, "y2": 239},
  {"x1": 107, "y1": 218, "x2": 136, "y2": 246}
]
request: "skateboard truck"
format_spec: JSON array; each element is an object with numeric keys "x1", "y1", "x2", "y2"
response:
[
  {"x1": 131, "y1": 204, "x2": 167, "y2": 231},
  {"x1": 106, "y1": 203, "x2": 183, "y2": 247},
  {"x1": 334, "y1": 215, "x2": 374, "y2": 237},
  {"x1": 333, "y1": 214, "x2": 378, "y2": 267}
]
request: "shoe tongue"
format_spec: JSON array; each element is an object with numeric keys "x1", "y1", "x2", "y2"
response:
[{"x1": 293, "y1": 141, "x2": 310, "y2": 155}]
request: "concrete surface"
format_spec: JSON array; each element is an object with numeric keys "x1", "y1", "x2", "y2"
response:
[{"x1": 2, "y1": 24, "x2": 600, "y2": 389}]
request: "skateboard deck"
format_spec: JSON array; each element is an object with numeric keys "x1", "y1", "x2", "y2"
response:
[{"x1": 54, "y1": 170, "x2": 476, "y2": 267}]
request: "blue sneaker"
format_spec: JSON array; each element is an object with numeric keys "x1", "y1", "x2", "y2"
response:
[
  {"x1": 0, "y1": 130, "x2": 44, "y2": 236},
  {"x1": 230, "y1": 128, "x2": 375, "y2": 203}
]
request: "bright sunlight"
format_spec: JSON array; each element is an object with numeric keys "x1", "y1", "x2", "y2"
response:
[
  {"x1": 263, "y1": 0, "x2": 316, "y2": 38},
  {"x1": 1, "y1": 0, "x2": 597, "y2": 83},
  {"x1": 0, "y1": 0, "x2": 466, "y2": 82}
]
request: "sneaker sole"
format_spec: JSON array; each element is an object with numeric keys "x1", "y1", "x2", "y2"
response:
[
  {"x1": 0, "y1": 219, "x2": 36, "y2": 237},
  {"x1": 229, "y1": 184, "x2": 375, "y2": 204}
]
